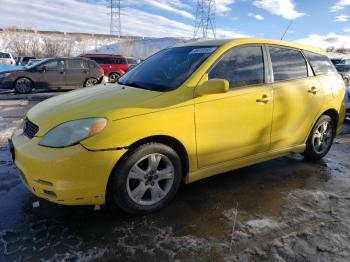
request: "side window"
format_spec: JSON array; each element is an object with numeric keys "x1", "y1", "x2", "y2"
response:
[
  {"x1": 42, "y1": 60, "x2": 64, "y2": 70},
  {"x1": 303, "y1": 51, "x2": 337, "y2": 75},
  {"x1": 269, "y1": 46, "x2": 308, "y2": 81},
  {"x1": 66, "y1": 59, "x2": 87, "y2": 69},
  {"x1": 209, "y1": 46, "x2": 265, "y2": 88}
]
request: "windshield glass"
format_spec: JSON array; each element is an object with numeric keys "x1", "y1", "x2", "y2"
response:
[
  {"x1": 118, "y1": 46, "x2": 217, "y2": 91},
  {"x1": 26, "y1": 58, "x2": 50, "y2": 69}
]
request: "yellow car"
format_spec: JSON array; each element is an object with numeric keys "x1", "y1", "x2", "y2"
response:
[{"x1": 10, "y1": 38, "x2": 346, "y2": 214}]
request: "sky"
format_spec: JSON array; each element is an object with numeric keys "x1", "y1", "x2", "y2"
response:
[{"x1": 1, "y1": 0, "x2": 350, "y2": 49}]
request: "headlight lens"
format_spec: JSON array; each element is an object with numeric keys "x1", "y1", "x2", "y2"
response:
[{"x1": 39, "y1": 118, "x2": 107, "y2": 148}]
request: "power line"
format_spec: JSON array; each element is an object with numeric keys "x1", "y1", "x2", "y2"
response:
[
  {"x1": 108, "y1": 0, "x2": 122, "y2": 37},
  {"x1": 194, "y1": 0, "x2": 216, "y2": 39}
]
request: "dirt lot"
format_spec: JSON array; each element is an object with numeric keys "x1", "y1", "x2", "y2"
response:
[{"x1": 0, "y1": 93, "x2": 350, "y2": 261}]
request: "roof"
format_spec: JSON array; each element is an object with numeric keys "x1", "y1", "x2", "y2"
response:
[
  {"x1": 176, "y1": 38, "x2": 326, "y2": 56},
  {"x1": 80, "y1": 54, "x2": 125, "y2": 58}
]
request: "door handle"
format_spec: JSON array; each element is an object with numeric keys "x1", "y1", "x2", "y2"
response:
[
  {"x1": 256, "y1": 95, "x2": 273, "y2": 103},
  {"x1": 308, "y1": 86, "x2": 319, "y2": 94}
]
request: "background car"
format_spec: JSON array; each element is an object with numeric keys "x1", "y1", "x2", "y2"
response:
[
  {"x1": 336, "y1": 64, "x2": 350, "y2": 84},
  {"x1": 0, "y1": 57, "x2": 104, "y2": 94},
  {"x1": 0, "y1": 52, "x2": 16, "y2": 65},
  {"x1": 16, "y1": 56, "x2": 36, "y2": 66},
  {"x1": 80, "y1": 54, "x2": 140, "y2": 83},
  {"x1": 346, "y1": 86, "x2": 350, "y2": 120},
  {"x1": 26, "y1": 58, "x2": 43, "y2": 66}
]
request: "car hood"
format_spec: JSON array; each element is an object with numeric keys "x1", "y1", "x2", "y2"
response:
[
  {"x1": 27, "y1": 84, "x2": 163, "y2": 136},
  {"x1": 0, "y1": 68, "x2": 25, "y2": 74}
]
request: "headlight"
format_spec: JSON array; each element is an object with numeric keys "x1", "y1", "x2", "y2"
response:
[
  {"x1": 0, "y1": 73, "x2": 11, "y2": 79},
  {"x1": 39, "y1": 118, "x2": 107, "y2": 148}
]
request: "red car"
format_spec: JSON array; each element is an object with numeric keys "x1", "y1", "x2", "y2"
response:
[{"x1": 80, "y1": 54, "x2": 139, "y2": 83}]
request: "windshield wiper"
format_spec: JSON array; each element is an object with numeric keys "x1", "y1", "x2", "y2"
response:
[{"x1": 120, "y1": 81, "x2": 145, "y2": 89}]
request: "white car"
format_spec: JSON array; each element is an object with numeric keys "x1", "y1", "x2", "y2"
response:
[
  {"x1": 0, "y1": 52, "x2": 15, "y2": 65},
  {"x1": 346, "y1": 86, "x2": 350, "y2": 120}
]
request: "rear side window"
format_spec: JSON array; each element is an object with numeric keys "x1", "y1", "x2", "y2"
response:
[
  {"x1": 269, "y1": 46, "x2": 308, "y2": 81},
  {"x1": 66, "y1": 59, "x2": 87, "y2": 69},
  {"x1": 209, "y1": 46, "x2": 265, "y2": 88},
  {"x1": 303, "y1": 51, "x2": 336, "y2": 75}
]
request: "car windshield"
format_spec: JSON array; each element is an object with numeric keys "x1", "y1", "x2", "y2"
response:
[
  {"x1": 118, "y1": 46, "x2": 217, "y2": 91},
  {"x1": 26, "y1": 58, "x2": 50, "y2": 69}
]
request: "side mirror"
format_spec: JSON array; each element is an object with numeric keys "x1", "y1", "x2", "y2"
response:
[{"x1": 195, "y1": 78, "x2": 229, "y2": 97}]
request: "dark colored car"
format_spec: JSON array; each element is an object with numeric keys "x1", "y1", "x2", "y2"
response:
[
  {"x1": 16, "y1": 56, "x2": 36, "y2": 66},
  {"x1": 0, "y1": 57, "x2": 104, "y2": 94},
  {"x1": 336, "y1": 64, "x2": 350, "y2": 85},
  {"x1": 80, "y1": 54, "x2": 140, "y2": 83}
]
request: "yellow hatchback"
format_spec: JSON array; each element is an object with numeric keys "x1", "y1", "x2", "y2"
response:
[{"x1": 10, "y1": 38, "x2": 346, "y2": 214}]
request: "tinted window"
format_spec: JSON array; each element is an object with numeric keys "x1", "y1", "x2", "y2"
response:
[
  {"x1": 209, "y1": 46, "x2": 265, "y2": 88},
  {"x1": 0, "y1": 53, "x2": 10, "y2": 58},
  {"x1": 41, "y1": 60, "x2": 64, "y2": 70},
  {"x1": 127, "y1": 58, "x2": 137, "y2": 65},
  {"x1": 118, "y1": 46, "x2": 216, "y2": 91},
  {"x1": 66, "y1": 59, "x2": 87, "y2": 69},
  {"x1": 269, "y1": 46, "x2": 307, "y2": 81},
  {"x1": 336, "y1": 65, "x2": 350, "y2": 73},
  {"x1": 304, "y1": 51, "x2": 336, "y2": 76}
]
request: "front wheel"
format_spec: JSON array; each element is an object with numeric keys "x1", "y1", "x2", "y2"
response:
[
  {"x1": 108, "y1": 143, "x2": 182, "y2": 214},
  {"x1": 14, "y1": 78, "x2": 33, "y2": 94},
  {"x1": 303, "y1": 115, "x2": 335, "y2": 161},
  {"x1": 84, "y1": 78, "x2": 98, "y2": 87}
]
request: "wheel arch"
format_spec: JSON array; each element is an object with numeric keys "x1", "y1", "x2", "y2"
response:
[
  {"x1": 105, "y1": 135, "x2": 190, "y2": 203},
  {"x1": 321, "y1": 108, "x2": 339, "y2": 129},
  {"x1": 13, "y1": 76, "x2": 35, "y2": 89}
]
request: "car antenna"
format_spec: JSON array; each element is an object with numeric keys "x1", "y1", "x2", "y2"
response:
[{"x1": 280, "y1": 20, "x2": 293, "y2": 40}]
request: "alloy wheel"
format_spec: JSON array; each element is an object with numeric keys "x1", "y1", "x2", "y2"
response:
[
  {"x1": 15, "y1": 78, "x2": 32, "y2": 94},
  {"x1": 85, "y1": 78, "x2": 98, "y2": 87},
  {"x1": 312, "y1": 120, "x2": 333, "y2": 154},
  {"x1": 126, "y1": 153, "x2": 175, "y2": 206}
]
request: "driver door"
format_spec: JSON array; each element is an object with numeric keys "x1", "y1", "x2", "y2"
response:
[
  {"x1": 38, "y1": 59, "x2": 66, "y2": 88},
  {"x1": 195, "y1": 45, "x2": 273, "y2": 168}
]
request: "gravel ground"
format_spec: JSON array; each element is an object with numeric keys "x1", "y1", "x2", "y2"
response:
[{"x1": 0, "y1": 94, "x2": 350, "y2": 261}]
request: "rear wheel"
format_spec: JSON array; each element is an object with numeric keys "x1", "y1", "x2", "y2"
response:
[
  {"x1": 84, "y1": 78, "x2": 98, "y2": 87},
  {"x1": 14, "y1": 78, "x2": 33, "y2": 94},
  {"x1": 108, "y1": 143, "x2": 182, "y2": 214},
  {"x1": 108, "y1": 72, "x2": 121, "y2": 83},
  {"x1": 303, "y1": 115, "x2": 335, "y2": 161}
]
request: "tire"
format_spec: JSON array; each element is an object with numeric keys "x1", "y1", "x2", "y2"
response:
[
  {"x1": 108, "y1": 142, "x2": 182, "y2": 215},
  {"x1": 84, "y1": 78, "x2": 98, "y2": 87},
  {"x1": 14, "y1": 77, "x2": 33, "y2": 94},
  {"x1": 108, "y1": 72, "x2": 121, "y2": 83},
  {"x1": 303, "y1": 115, "x2": 335, "y2": 161}
]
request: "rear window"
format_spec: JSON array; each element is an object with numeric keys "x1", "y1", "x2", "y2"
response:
[
  {"x1": 0, "y1": 53, "x2": 10, "y2": 58},
  {"x1": 303, "y1": 51, "x2": 336, "y2": 75},
  {"x1": 269, "y1": 46, "x2": 308, "y2": 81}
]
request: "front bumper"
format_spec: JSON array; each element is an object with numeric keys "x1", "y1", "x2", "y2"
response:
[{"x1": 11, "y1": 128, "x2": 126, "y2": 205}]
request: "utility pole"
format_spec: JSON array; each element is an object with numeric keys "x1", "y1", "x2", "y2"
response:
[
  {"x1": 108, "y1": 0, "x2": 122, "y2": 38},
  {"x1": 194, "y1": 0, "x2": 216, "y2": 39}
]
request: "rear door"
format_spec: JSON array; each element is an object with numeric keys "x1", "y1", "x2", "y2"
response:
[
  {"x1": 65, "y1": 59, "x2": 89, "y2": 88},
  {"x1": 268, "y1": 46, "x2": 325, "y2": 150}
]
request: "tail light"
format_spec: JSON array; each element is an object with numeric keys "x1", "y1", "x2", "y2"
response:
[{"x1": 98, "y1": 66, "x2": 104, "y2": 75}]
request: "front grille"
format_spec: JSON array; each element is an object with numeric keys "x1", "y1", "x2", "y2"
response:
[{"x1": 23, "y1": 119, "x2": 39, "y2": 139}]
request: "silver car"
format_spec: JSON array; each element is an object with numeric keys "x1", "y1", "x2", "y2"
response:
[{"x1": 0, "y1": 52, "x2": 15, "y2": 65}]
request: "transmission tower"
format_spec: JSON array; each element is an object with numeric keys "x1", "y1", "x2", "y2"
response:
[
  {"x1": 194, "y1": 0, "x2": 216, "y2": 39},
  {"x1": 108, "y1": 0, "x2": 122, "y2": 37}
]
